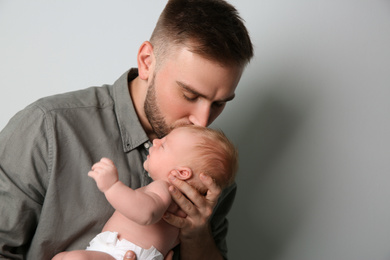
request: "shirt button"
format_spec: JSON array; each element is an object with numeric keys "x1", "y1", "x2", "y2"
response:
[{"x1": 144, "y1": 142, "x2": 150, "y2": 149}]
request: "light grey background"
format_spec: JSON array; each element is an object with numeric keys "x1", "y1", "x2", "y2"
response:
[{"x1": 1, "y1": 1, "x2": 390, "y2": 259}]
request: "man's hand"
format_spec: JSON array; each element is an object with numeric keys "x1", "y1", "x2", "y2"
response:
[
  {"x1": 163, "y1": 171, "x2": 224, "y2": 260},
  {"x1": 122, "y1": 250, "x2": 173, "y2": 260},
  {"x1": 163, "y1": 172, "x2": 221, "y2": 237},
  {"x1": 88, "y1": 158, "x2": 119, "y2": 192},
  {"x1": 123, "y1": 251, "x2": 136, "y2": 259}
]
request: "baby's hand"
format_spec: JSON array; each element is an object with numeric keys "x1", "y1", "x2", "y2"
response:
[{"x1": 88, "y1": 158, "x2": 119, "y2": 193}]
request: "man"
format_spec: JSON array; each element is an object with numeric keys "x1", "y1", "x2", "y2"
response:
[{"x1": 0, "y1": 0, "x2": 253, "y2": 259}]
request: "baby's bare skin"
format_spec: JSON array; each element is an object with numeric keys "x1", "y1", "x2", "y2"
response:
[
  {"x1": 101, "y1": 181, "x2": 180, "y2": 256},
  {"x1": 52, "y1": 126, "x2": 227, "y2": 260}
]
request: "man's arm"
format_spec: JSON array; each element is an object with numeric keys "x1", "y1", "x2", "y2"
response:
[
  {"x1": 163, "y1": 173, "x2": 236, "y2": 260},
  {"x1": 0, "y1": 105, "x2": 49, "y2": 259}
]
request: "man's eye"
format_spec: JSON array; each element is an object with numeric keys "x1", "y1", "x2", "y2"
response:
[
  {"x1": 213, "y1": 102, "x2": 225, "y2": 108},
  {"x1": 183, "y1": 94, "x2": 198, "y2": 102}
]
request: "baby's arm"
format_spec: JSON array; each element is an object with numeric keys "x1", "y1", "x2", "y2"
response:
[
  {"x1": 88, "y1": 158, "x2": 119, "y2": 192},
  {"x1": 88, "y1": 158, "x2": 172, "y2": 225}
]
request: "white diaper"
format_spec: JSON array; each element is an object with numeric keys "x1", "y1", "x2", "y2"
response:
[{"x1": 86, "y1": 231, "x2": 164, "y2": 260}]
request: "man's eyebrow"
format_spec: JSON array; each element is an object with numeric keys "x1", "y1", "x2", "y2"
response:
[
  {"x1": 176, "y1": 81, "x2": 235, "y2": 102},
  {"x1": 221, "y1": 93, "x2": 235, "y2": 102},
  {"x1": 177, "y1": 81, "x2": 205, "y2": 98}
]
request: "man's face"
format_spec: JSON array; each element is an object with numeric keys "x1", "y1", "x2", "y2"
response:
[{"x1": 144, "y1": 47, "x2": 243, "y2": 138}]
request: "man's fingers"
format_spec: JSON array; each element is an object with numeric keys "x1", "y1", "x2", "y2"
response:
[
  {"x1": 163, "y1": 211, "x2": 186, "y2": 229},
  {"x1": 164, "y1": 250, "x2": 174, "y2": 260},
  {"x1": 168, "y1": 184, "x2": 196, "y2": 215},
  {"x1": 124, "y1": 250, "x2": 136, "y2": 259},
  {"x1": 168, "y1": 174, "x2": 205, "y2": 207},
  {"x1": 200, "y1": 173, "x2": 221, "y2": 205}
]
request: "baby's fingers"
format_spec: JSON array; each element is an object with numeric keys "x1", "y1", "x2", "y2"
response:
[{"x1": 88, "y1": 170, "x2": 98, "y2": 179}]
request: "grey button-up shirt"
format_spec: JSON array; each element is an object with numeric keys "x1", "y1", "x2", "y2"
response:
[{"x1": 0, "y1": 69, "x2": 236, "y2": 260}]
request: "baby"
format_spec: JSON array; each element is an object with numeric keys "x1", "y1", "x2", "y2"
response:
[{"x1": 53, "y1": 125, "x2": 238, "y2": 260}]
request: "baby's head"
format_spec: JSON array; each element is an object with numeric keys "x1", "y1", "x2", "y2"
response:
[{"x1": 144, "y1": 125, "x2": 238, "y2": 192}]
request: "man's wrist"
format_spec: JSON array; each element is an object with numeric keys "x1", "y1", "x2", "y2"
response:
[{"x1": 180, "y1": 226, "x2": 224, "y2": 260}]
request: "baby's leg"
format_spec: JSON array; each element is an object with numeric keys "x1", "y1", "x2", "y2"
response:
[{"x1": 52, "y1": 250, "x2": 115, "y2": 260}]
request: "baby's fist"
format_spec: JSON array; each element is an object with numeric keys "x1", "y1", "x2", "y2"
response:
[{"x1": 88, "y1": 158, "x2": 119, "y2": 192}]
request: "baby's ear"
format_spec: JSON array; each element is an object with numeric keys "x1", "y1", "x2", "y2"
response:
[{"x1": 175, "y1": 167, "x2": 193, "y2": 181}]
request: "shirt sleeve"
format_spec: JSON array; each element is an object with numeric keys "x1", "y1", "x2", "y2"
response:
[
  {"x1": 0, "y1": 104, "x2": 51, "y2": 259},
  {"x1": 210, "y1": 183, "x2": 237, "y2": 260}
]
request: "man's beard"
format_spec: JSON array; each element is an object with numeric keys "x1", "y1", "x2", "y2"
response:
[{"x1": 144, "y1": 74, "x2": 171, "y2": 139}]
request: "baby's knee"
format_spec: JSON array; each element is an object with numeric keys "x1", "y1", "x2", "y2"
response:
[
  {"x1": 55, "y1": 251, "x2": 89, "y2": 260},
  {"x1": 52, "y1": 251, "x2": 66, "y2": 260}
]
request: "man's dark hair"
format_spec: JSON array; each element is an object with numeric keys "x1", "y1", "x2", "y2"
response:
[{"x1": 150, "y1": 0, "x2": 254, "y2": 68}]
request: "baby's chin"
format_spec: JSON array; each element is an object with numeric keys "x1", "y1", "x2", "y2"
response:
[{"x1": 143, "y1": 160, "x2": 149, "y2": 171}]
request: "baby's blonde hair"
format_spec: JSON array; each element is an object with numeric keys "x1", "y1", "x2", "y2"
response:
[{"x1": 180, "y1": 125, "x2": 238, "y2": 189}]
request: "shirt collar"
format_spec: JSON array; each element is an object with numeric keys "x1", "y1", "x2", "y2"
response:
[{"x1": 113, "y1": 68, "x2": 149, "y2": 152}]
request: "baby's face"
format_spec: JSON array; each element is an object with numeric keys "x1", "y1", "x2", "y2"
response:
[{"x1": 143, "y1": 127, "x2": 199, "y2": 181}]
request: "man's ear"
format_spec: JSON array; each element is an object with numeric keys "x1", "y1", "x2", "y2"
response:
[
  {"x1": 174, "y1": 167, "x2": 193, "y2": 181},
  {"x1": 137, "y1": 41, "x2": 155, "y2": 80}
]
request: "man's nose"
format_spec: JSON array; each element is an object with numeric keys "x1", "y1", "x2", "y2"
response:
[{"x1": 188, "y1": 103, "x2": 211, "y2": 127}]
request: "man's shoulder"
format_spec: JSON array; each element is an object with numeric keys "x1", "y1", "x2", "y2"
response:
[{"x1": 31, "y1": 85, "x2": 114, "y2": 113}]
